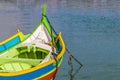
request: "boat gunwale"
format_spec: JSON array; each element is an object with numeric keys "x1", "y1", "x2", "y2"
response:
[
  {"x1": 0, "y1": 30, "x2": 24, "y2": 45},
  {"x1": 0, "y1": 5, "x2": 66, "y2": 77},
  {"x1": 0, "y1": 32, "x2": 65, "y2": 76}
]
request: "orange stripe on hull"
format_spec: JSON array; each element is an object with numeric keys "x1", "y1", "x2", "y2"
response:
[{"x1": 37, "y1": 69, "x2": 59, "y2": 80}]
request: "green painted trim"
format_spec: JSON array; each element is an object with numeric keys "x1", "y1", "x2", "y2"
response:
[
  {"x1": 42, "y1": 4, "x2": 46, "y2": 15},
  {"x1": 17, "y1": 46, "x2": 49, "y2": 55},
  {"x1": 0, "y1": 34, "x2": 30, "y2": 54},
  {"x1": 0, "y1": 5, "x2": 57, "y2": 58},
  {"x1": 58, "y1": 57, "x2": 63, "y2": 67},
  {"x1": 0, "y1": 58, "x2": 41, "y2": 66}
]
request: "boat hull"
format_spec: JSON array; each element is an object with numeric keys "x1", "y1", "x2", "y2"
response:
[
  {"x1": 0, "y1": 57, "x2": 63, "y2": 80},
  {"x1": 0, "y1": 5, "x2": 66, "y2": 80},
  {"x1": 0, "y1": 32, "x2": 65, "y2": 80}
]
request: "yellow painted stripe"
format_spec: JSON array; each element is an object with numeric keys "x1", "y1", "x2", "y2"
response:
[
  {"x1": 33, "y1": 67, "x2": 56, "y2": 80},
  {"x1": 33, "y1": 57, "x2": 63, "y2": 80},
  {"x1": 17, "y1": 29, "x2": 24, "y2": 41},
  {"x1": 0, "y1": 33, "x2": 65, "y2": 76},
  {"x1": 56, "y1": 32, "x2": 66, "y2": 60},
  {"x1": 0, "y1": 30, "x2": 24, "y2": 45},
  {"x1": 0, "y1": 59, "x2": 53, "y2": 76},
  {"x1": 34, "y1": 33, "x2": 65, "y2": 79},
  {"x1": 0, "y1": 34, "x2": 18, "y2": 45}
]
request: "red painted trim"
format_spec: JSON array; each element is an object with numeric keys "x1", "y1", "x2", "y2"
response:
[{"x1": 37, "y1": 68, "x2": 59, "y2": 80}]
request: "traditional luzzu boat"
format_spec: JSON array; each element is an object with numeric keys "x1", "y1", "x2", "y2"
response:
[{"x1": 0, "y1": 5, "x2": 65, "y2": 80}]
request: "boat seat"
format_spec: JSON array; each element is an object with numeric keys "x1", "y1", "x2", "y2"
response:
[
  {"x1": 0, "y1": 58, "x2": 42, "y2": 72},
  {"x1": 16, "y1": 45, "x2": 50, "y2": 59},
  {"x1": 0, "y1": 62, "x2": 31, "y2": 72}
]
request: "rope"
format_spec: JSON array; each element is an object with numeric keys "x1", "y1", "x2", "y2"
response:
[
  {"x1": 42, "y1": 14, "x2": 83, "y2": 80},
  {"x1": 66, "y1": 48, "x2": 83, "y2": 67},
  {"x1": 45, "y1": 14, "x2": 58, "y2": 80},
  {"x1": 44, "y1": 14, "x2": 83, "y2": 67}
]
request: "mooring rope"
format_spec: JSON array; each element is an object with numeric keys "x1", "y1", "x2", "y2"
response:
[
  {"x1": 42, "y1": 13, "x2": 83, "y2": 65},
  {"x1": 41, "y1": 6, "x2": 83, "y2": 79},
  {"x1": 45, "y1": 15, "x2": 83, "y2": 67},
  {"x1": 49, "y1": 14, "x2": 58, "y2": 80},
  {"x1": 66, "y1": 48, "x2": 83, "y2": 67}
]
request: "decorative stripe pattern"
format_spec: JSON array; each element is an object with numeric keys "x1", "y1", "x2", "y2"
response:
[
  {"x1": 0, "y1": 5, "x2": 65, "y2": 79},
  {"x1": 0, "y1": 63, "x2": 54, "y2": 79},
  {"x1": 0, "y1": 32, "x2": 65, "y2": 80},
  {"x1": 0, "y1": 58, "x2": 62, "y2": 80},
  {"x1": 0, "y1": 31, "x2": 24, "y2": 53},
  {"x1": 0, "y1": 37, "x2": 20, "y2": 52}
]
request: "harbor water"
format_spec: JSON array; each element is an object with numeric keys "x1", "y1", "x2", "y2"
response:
[{"x1": 0, "y1": 0, "x2": 120, "y2": 80}]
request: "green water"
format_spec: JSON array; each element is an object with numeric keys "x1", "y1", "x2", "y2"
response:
[{"x1": 0, "y1": 0, "x2": 120, "y2": 80}]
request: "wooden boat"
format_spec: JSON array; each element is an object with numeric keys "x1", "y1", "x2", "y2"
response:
[{"x1": 0, "y1": 5, "x2": 65, "y2": 80}]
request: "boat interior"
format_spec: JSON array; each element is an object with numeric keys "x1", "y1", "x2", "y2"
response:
[
  {"x1": 0, "y1": 34, "x2": 62, "y2": 73},
  {"x1": 0, "y1": 17, "x2": 63, "y2": 73},
  {"x1": 0, "y1": 44, "x2": 52, "y2": 72}
]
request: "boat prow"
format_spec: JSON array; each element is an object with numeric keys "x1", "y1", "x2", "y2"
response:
[{"x1": 0, "y1": 4, "x2": 65, "y2": 80}]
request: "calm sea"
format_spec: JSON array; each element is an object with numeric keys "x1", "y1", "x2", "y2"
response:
[{"x1": 0, "y1": 0, "x2": 120, "y2": 80}]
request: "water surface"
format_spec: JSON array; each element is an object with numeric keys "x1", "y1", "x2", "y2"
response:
[{"x1": 0, "y1": 0, "x2": 120, "y2": 80}]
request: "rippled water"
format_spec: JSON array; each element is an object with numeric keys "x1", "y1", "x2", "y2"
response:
[{"x1": 0, "y1": 0, "x2": 120, "y2": 80}]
